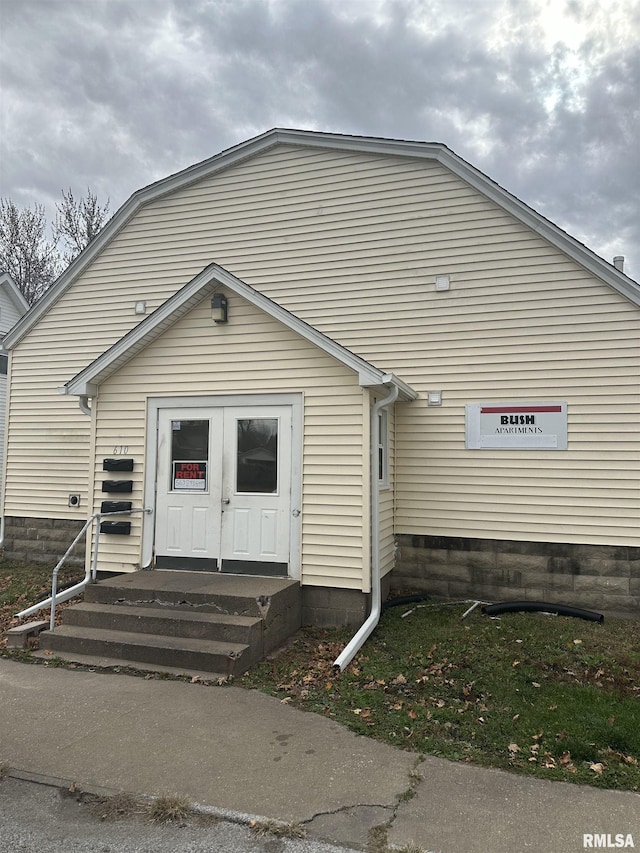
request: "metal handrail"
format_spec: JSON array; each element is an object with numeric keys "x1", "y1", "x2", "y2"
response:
[{"x1": 15, "y1": 508, "x2": 151, "y2": 630}]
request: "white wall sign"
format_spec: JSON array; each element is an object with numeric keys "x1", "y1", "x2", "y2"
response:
[{"x1": 466, "y1": 401, "x2": 567, "y2": 450}]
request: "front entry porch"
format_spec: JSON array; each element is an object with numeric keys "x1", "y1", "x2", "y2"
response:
[{"x1": 39, "y1": 570, "x2": 302, "y2": 677}]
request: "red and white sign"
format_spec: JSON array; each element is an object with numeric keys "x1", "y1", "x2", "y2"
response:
[
  {"x1": 172, "y1": 460, "x2": 207, "y2": 490},
  {"x1": 466, "y1": 402, "x2": 567, "y2": 450}
]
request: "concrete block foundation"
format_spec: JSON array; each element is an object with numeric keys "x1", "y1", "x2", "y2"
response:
[
  {"x1": 394, "y1": 535, "x2": 640, "y2": 618},
  {"x1": 302, "y1": 576, "x2": 389, "y2": 629},
  {"x1": 2, "y1": 516, "x2": 86, "y2": 566}
]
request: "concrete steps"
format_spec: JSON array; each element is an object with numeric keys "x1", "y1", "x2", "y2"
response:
[{"x1": 39, "y1": 570, "x2": 301, "y2": 676}]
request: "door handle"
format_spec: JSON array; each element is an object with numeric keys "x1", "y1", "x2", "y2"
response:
[{"x1": 222, "y1": 498, "x2": 230, "y2": 505}]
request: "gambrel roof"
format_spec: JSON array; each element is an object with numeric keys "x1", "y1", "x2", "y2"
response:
[{"x1": 5, "y1": 128, "x2": 639, "y2": 349}]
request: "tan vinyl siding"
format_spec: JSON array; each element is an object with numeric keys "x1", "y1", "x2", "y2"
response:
[
  {"x1": 5, "y1": 142, "x2": 639, "y2": 551},
  {"x1": 91, "y1": 294, "x2": 368, "y2": 588},
  {"x1": 380, "y1": 404, "x2": 396, "y2": 578}
]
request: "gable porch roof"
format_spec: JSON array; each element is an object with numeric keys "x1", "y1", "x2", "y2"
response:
[{"x1": 62, "y1": 263, "x2": 417, "y2": 402}]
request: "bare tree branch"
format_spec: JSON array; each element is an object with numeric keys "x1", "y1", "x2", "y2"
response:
[
  {"x1": 54, "y1": 188, "x2": 110, "y2": 264},
  {"x1": 0, "y1": 199, "x2": 59, "y2": 303},
  {"x1": 0, "y1": 189, "x2": 109, "y2": 304}
]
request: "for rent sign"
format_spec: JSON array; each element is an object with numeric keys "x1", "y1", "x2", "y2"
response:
[
  {"x1": 466, "y1": 402, "x2": 567, "y2": 450},
  {"x1": 172, "y1": 460, "x2": 207, "y2": 491}
]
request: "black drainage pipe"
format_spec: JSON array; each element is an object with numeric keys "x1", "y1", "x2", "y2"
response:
[
  {"x1": 382, "y1": 594, "x2": 430, "y2": 612},
  {"x1": 482, "y1": 601, "x2": 604, "y2": 623}
]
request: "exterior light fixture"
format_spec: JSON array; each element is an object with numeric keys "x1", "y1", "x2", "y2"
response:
[{"x1": 211, "y1": 292, "x2": 228, "y2": 323}]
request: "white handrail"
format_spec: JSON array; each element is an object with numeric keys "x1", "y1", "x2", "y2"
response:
[{"x1": 15, "y1": 508, "x2": 151, "y2": 630}]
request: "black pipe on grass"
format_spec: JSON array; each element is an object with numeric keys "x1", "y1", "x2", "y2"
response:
[
  {"x1": 382, "y1": 594, "x2": 430, "y2": 611},
  {"x1": 482, "y1": 600, "x2": 604, "y2": 623}
]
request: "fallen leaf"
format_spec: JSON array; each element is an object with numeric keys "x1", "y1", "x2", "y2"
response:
[
  {"x1": 407, "y1": 709, "x2": 418, "y2": 720},
  {"x1": 589, "y1": 762, "x2": 605, "y2": 774},
  {"x1": 573, "y1": 639, "x2": 583, "y2": 645},
  {"x1": 557, "y1": 752, "x2": 576, "y2": 773},
  {"x1": 508, "y1": 743, "x2": 520, "y2": 754},
  {"x1": 531, "y1": 682, "x2": 541, "y2": 688}
]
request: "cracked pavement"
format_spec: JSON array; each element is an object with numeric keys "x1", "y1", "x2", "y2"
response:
[
  {"x1": 2, "y1": 659, "x2": 638, "y2": 853},
  {"x1": 0, "y1": 659, "x2": 416, "y2": 850}
]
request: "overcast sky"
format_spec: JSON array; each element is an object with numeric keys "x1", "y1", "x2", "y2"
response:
[{"x1": 1, "y1": 0, "x2": 638, "y2": 281}]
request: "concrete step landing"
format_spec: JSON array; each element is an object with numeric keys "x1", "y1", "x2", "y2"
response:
[{"x1": 39, "y1": 570, "x2": 301, "y2": 676}]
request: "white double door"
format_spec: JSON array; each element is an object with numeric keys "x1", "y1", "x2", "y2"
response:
[{"x1": 155, "y1": 405, "x2": 291, "y2": 573}]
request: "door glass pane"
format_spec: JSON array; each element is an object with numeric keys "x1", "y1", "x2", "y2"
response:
[
  {"x1": 171, "y1": 420, "x2": 209, "y2": 491},
  {"x1": 236, "y1": 418, "x2": 278, "y2": 493}
]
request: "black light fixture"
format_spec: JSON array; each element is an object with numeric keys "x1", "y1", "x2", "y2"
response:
[{"x1": 211, "y1": 292, "x2": 228, "y2": 323}]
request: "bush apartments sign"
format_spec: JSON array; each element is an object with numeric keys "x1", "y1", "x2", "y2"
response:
[{"x1": 466, "y1": 402, "x2": 568, "y2": 450}]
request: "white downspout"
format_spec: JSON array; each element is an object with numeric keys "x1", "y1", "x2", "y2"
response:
[{"x1": 334, "y1": 382, "x2": 399, "y2": 671}]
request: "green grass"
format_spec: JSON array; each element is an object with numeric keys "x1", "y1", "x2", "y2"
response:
[
  {"x1": 0, "y1": 559, "x2": 82, "y2": 649},
  {"x1": 3, "y1": 561, "x2": 639, "y2": 791},
  {"x1": 241, "y1": 602, "x2": 640, "y2": 791}
]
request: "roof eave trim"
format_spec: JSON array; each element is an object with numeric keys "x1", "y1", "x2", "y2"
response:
[
  {"x1": 359, "y1": 371, "x2": 418, "y2": 402},
  {"x1": 436, "y1": 151, "x2": 640, "y2": 306},
  {"x1": 8, "y1": 128, "x2": 636, "y2": 351},
  {"x1": 4, "y1": 132, "x2": 286, "y2": 350}
]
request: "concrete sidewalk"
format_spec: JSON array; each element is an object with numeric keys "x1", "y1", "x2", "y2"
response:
[{"x1": 0, "y1": 658, "x2": 638, "y2": 852}]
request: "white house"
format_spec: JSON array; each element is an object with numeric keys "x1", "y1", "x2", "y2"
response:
[
  {"x1": 0, "y1": 273, "x2": 29, "y2": 488},
  {"x1": 2, "y1": 130, "x2": 639, "y2": 638}
]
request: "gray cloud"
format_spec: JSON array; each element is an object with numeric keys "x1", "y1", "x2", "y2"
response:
[{"x1": 1, "y1": 0, "x2": 638, "y2": 278}]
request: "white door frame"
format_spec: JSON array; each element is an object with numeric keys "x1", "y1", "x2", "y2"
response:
[{"x1": 143, "y1": 394, "x2": 302, "y2": 579}]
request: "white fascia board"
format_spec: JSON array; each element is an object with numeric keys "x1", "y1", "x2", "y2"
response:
[
  {"x1": 358, "y1": 371, "x2": 417, "y2": 402},
  {"x1": 0, "y1": 272, "x2": 29, "y2": 316},
  {"x1": 437, "y1": 151, "x2": 640, "y2": 307},
  {"x1": 65, "y1": 264, "x2": 418, "y2": 401},
  {"x1": 3, "y1": 133, "x2": 282, "y2": 351},
  {"x1": 65, "y1": 273, "x2": 216, "y2": 395}
]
